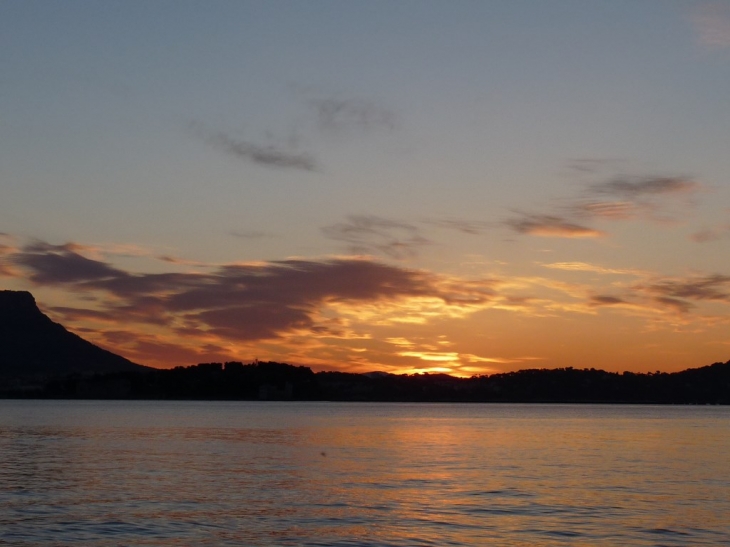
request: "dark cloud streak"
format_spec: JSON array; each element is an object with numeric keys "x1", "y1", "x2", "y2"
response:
[
  {"x1": 190, "y1": 122, "x2": 318, "y2": 172},
  {"x1": 590, "y1": 176, "x2": 700, "y2": 198},
  {"x1": 11, "y1": 240, "x2": 484, "y2": 342}
]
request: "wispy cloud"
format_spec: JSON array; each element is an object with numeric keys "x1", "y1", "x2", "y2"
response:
[
  {"x1": 589, "y1": 176, "x2": 700, "y2": 198},
  {"x1": 589, "y1": 295, "x2": 628, "y2": 307},
  {"x1": 0, "y1": 234, "x2": 19, "y2": 276},
  {"x1": 190, "y1": 122, "x2": 318, "y2": 172},
  {"x1": 691, "y1": 222, "x2": 730, "y2": 243},
  {"x1": 310, "y1": 97, "x2": 397, "y2": 134},
  {"x1": 426, "y1": 219, "x2": 495, "y2": 235},
  {"x1": 565, "y1": 158, "x2": 625, "y2": 174},
  {"x1": 692, "y1": 3, "x2": 730, "y2": 49},
  {"x1": 322, "y1": 215, "x2": 432, "y2": 259},
  {"x1": 506, "y1": 172, "x2": 704, "y2": 239},
  {"x1": 543, "y1": 262, "x2": 646, "y2": 276},
  {"x1": 636, "y1": 274, "x2": 730, "y2": 304},
  {"x1": 229, "y1": 230, "x2": 276, "y2": 240},
  {"x1": 505, "y1": 214, "x2": 604, "y2": 238},
  {"x1": 582, "y1": 273, "x2": 730, "y2": 319},
  {"x1": 573, "y1": 176, "x2": 702, "y2": 223},
  {"x1": 571, "y1": 201, "x2": 638, "y2": 220}
]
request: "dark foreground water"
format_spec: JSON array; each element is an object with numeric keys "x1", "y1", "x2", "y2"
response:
[{"x1": 1, "y1": 401, "x2": 728, "y2": 546}]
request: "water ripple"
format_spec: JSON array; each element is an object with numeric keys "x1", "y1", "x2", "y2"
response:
[{"x1": 1, "y1": 401, "x2": 729, "y2": 546}]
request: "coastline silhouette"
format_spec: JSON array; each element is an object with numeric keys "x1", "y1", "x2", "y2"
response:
[{"x1": 1, "y1": 290, "x2": 728, "y2": 403}]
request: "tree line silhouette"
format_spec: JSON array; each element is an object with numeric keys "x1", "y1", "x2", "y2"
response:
[{"x1": 3, "y1": 359, "x2": 729, "y2": 404}]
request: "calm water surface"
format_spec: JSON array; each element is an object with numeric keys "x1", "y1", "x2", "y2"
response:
[{"x1": 1, "y1": 401, "x2": 728, "y2": 546}]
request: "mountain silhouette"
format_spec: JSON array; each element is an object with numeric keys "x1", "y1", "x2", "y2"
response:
[{"x1": 0, "y1": 290, "x2": 147, "y2": 378}]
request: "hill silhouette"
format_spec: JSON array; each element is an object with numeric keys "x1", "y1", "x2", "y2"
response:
[{"x1": 0, "y1": 290, "x2": 147, "y2": 383}]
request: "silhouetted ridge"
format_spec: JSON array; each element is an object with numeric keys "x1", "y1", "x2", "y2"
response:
[{"x1": 0, "y1": 290, "x2": 146, "y2": 379}]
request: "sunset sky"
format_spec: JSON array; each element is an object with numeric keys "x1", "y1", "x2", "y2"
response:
[{"x1": 2, "y1": 1, "x2": 730, "y2": 375}]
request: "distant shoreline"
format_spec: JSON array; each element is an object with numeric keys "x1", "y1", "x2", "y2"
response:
[{"x1": 3, "y1": 360, "x2": 729, "y2": 404}]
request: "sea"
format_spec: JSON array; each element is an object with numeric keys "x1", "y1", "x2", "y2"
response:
[{"x1": 0, "y1": 400, "x2": 728, "y2": 546}]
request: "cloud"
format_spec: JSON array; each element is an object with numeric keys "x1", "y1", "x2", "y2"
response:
[
  {"x1": 310, "y1": 97, "x2": 397, "y2": 134},
  {"x1": 691, "y1": 223, "x2": 730, "y2": 243},
  {"x1": 565, "y1": 158, "x2": 625, "y2": 174},
  {"x1": 589, "y1": 176, "x2": 701, "y2": 199},
  {"x1": 692, "y1": 3, "x2": 730, "y2": 49},
  {"x1": 636, "y1": 274, "x2": 730, "y2": 303},
  {"x1": 229, "y1": 230, "x2": 276, "y2": 239},
  {"x1": 651, "y1": 296, "x2": 694, "y2": 314},
  {"x1": 505, "y1": 215, "x2": 604, "y2": 238},
  {"x1": 11, "y1": 240, "x2": 497, "y2": 344},
  {"x1": 589, "y1": 295, "x2": 628, "y2": 307},
  {"x1": 0, "y1": 241, "x2": 19, "y2": 277},
  {"x1": 571, "y1": 201, "x2": 638, "y2": 221},
  {"x1": 589, "y1": 294, "x2": 695, "y2": 315},
  {"x1": 426, "y1": 219, "x2": 494, "y2": 235},
  {"x1": 95, "y1": 330, "x2": 233, "y2": 368},
  {"x1": 10, "y1": 235, "x2": 730, "y2": 370},
  {"x1": 190, "y1": 123, "x2": 318, "y2": 172},
  {"x1": 322, "y1": 215, "x2": 433, "y2": 259},
  {"x1": 572, "y1": 176, "x2": 702, "y2": 223},
  {"x1": 15, "y1": 242, "x2": 128, "y2": 284},
  {"x1": 507, "y1": 173, "x2": 704, "y2": 239},
  {"x1": 543, "y1": 262, "x2": 645, "y2": 276}
]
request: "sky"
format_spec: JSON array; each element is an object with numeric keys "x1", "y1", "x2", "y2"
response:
[{"x1": 2, "y1": 1, "x2": 730, "y2": 375}]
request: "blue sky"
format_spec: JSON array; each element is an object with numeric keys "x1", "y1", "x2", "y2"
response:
[{"x1": 2, "y1": 1, "x2": 730, "y2": 373}]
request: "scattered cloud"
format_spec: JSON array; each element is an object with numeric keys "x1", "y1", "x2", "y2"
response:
[
  {"x1": 572, "y1": 176, "x2": 702, "y2": 223},
  {"x1": 507, "y1": 173, "x2": 704, "y2": 239},
  {"x1": 543, "y1": 262, "x2": 646, "y2": 276},
  {"x1": 571, "y1": 200, "x2": 638, "y2": 221},
  {"x1": 589, "y1": 295, "x2": 628, "y2": 307},
  {"x1": 651, "y1": 296, "x2": 694, "y2": 314},
  {"x1": 565, "y1": 158, "x2": 625, "y2": 174},
  {"x1": 636, "y1": 274, "x2": 730, "y2": 303},
  {"x1": 505, "y1": 214, "x2": 604, "y2": 238},
  {"x1": 691, "y1": 222, "x2": 730, "y2": 243},
  {"x1": 426, "y1": 219, "x2": 495, "y2": 235},
  {"x1": 589, "y1": 176, "x2": 700, "y2": 198},
  {"x1": 190, "y1": 122, "x2": 318, "y2": 172},
  {"x1": 581, "y1": 273, "x2": 730, "y2": 319},
  {"x1": 322, "y1": 215, "x2": 432, "y2": 259},
  {"x1": 229, "y1": 230, "x2": 276, "y2": 239},
  {"x1": 692, "y1": 3, "x2": 730, "y2": 49},
  {"x1": 310, "y1": 97, "x2": 397, "y2": 134}
]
